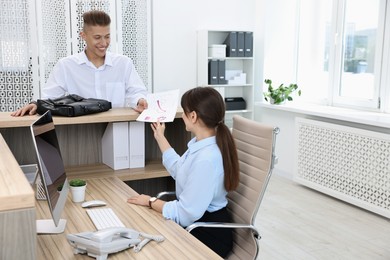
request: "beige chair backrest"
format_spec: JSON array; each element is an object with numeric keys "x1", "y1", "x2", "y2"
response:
[{"x1": 227, "y1": 115, "x2": 278, "y2": 260}]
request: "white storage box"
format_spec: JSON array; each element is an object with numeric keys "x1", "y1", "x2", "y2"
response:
[
  {"x1": 226, "y1": 70, "x2": 247, "y2": 85},
  {"x1": 208, "y1": 44, "x2": 226, "y2": 58}
]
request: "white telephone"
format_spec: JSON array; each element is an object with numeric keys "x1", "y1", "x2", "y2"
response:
[{"x1": 67, "y1": 227, "x2": 164, "y2": 260}]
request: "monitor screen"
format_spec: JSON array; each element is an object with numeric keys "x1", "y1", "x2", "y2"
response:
[{"x1": 30, "y1": 110, "x2": 69, "y2": 233}]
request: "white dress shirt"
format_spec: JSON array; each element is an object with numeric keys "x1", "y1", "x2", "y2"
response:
[
  {"x1": 162, "y1": 136, "x2": 228, "y2": 227},
  {"x1": 43, "y1": 51, "x2": 147, "y2": 108}
]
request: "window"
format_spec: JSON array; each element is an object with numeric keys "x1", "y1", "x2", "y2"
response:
[{"x1": 297, "y1": 0, "x2": 385, "y2": 110}]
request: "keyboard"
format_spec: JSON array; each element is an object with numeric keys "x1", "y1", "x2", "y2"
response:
[{"x1": 86, "y1": 208, "x2": 125, "y2": 230}]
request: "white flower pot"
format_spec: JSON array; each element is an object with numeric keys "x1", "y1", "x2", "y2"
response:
[
  {"x1": 270, "y1": 95, "x2": 286, "y2": 105},
  {"x1": 70, "y1": 184, "x2": 87, "y2": 203}
]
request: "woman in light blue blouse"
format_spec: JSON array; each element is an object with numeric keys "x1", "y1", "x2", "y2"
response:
[{"x1": 127, "y1": 87, "x2": 239, "y2": 258}]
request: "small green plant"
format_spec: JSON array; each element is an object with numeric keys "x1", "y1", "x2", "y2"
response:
[
  {"x1": 69, "y1": 178, "x2": 86, "y2": 187},
  {"x1": 263, "y1": 79, "x2": 301, "y2": 104},
  {"x1": 57, "y1": 184, "x2": 63, "y2": 191}
]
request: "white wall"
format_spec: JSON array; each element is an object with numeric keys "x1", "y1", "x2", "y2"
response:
[
  {"x1": 255, "y1": 106, "x2": 299, "y2": 179},
  {"x1": 151, "y1": 0, "x2": 256, "y2": 95},
  {"x1": 253, "y1": 0, "x2": 266, "y2": 102},
  {"x1": 263, "y1": 0, "x2": 298, "y2": 84},
  {"x1": 151, "y1": 0, "x2": 300, "y2": 178},
  {"x1": 255, "y1": 0, "x2": 299, "y2": 178}
]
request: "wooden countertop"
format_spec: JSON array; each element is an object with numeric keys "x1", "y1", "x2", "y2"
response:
[
  {"x1": 0, "y1": 134, "x2": 35, "y2": 212},
  {"x1": 0, "y1": 108, "x2": 183, "y2": 128},
  {"x1": 37, "y1": 176, "x2": 221, "y2": 259}
]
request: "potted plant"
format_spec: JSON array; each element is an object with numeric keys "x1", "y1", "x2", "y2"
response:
[
  {"x1": 69, "y1": 178, "x2": 87, "y2": 203},
  {"x1": 263, "y1": 79, "x2": 301, "y2": 104},
  {"x1": 57, "y1": 184, "x2": 63, "y2": 192}
]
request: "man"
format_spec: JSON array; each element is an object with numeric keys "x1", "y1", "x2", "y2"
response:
[{"x1": 12, "y1": 10, "x2": 148, "y2": 117}]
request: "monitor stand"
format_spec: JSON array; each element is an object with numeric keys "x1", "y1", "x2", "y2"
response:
[{"x1": 36, "y1": 219, "x2": 67, "y2": 234}]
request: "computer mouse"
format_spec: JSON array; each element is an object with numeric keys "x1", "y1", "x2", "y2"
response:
[{"x1": 81, "y1": 200, "x2": 107, "y2": 208}]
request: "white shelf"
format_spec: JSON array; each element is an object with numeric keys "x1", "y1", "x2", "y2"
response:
[
  {"x1": 207, "y1": 84, "x2": 253, "y2": 87},
  {"x1": 208, "y1": 57, "x2": 254, "y2": 60},
  {"x1": 197, "y1": 30, "x2": 254, "y2": 127},
  {"x1": 225, "y1": 110, "x2": 252, "y2": 114}
]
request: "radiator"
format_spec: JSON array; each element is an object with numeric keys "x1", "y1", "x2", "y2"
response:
[{"x1": 294, "y1": 117, "x2": 390, "y2": 218}]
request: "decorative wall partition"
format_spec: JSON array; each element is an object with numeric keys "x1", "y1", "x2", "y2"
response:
[{"x1": 0, "y1": 0, "x2": 34, "y2": 112}]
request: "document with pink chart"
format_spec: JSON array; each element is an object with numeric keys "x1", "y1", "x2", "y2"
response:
[{"x1": 136, "y1": 89, "x2": 180, "y2": 122}]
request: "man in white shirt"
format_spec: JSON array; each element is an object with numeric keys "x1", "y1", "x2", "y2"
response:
[{"x1": 12, "y1": 10, "x2": 148, "y2": 117}]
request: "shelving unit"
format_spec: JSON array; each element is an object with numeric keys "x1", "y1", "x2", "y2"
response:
[
  {"x1": 197, "y1": 30, "x2": 254, "y2": 127},
  {"x1": 0, "y1": 109, "x2": 190, "y2": 182}
]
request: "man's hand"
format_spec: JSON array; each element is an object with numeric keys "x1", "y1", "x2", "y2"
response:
[
  {"x1": 11, "y1": 103, "x2": 38, "y2": 117},
  {"x1": 134, "y1": 98, "x2": 148, "y2": 113}
]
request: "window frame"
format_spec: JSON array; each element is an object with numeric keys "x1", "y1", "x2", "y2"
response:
[
  {"x1": 297, "y1": 0, "x2": 388, "y2": 111},
  {"x1": 331, "y1": 0, "x2": 385, "y2": 110}
]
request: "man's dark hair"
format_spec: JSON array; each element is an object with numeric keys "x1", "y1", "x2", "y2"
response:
[{"x1": 83, "y1": 10, "x2": 111, "y2": 29}]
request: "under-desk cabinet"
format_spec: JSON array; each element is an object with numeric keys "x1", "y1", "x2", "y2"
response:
[{"x1": 0, "y1": 109, "x2": 190, "y2": 182}]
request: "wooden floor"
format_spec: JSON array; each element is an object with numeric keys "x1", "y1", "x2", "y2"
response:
[{"x1": 255, "y1": 174, "x2": 390, "y2": 260}]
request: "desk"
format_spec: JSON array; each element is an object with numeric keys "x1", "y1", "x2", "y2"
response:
[
  {"x1": 0, "y1": 134, "x2": 36, "y2": 259},
  {"x1": 0, "y1": 108, "x2": 185, "y2": 127},
  {"x1": 0, "y1": 108, "x2": 190, "y2": 182},
  {"x1": 0, "y1": 133, "x2": 221, "y2": 259},
  {"x1": 37, "y1": 176, "x2": 221, "y2": 259}
]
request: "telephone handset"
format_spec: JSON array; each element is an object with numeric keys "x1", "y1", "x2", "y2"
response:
[
  {"x1": 67, "y1": 227, "x2": 165, "y2": 260},
  {"x1": 91, "y1": 227, "x2": 140, "y2": 243}
]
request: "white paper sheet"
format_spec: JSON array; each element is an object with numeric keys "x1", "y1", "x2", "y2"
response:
[{"x1": 136, "y1": 89, "x2": 180, "y2": 122}]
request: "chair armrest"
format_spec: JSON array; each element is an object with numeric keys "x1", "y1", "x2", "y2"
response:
[
  {"x1": 185, "y1": 222, "x2": 261, "y2": 240},
  {"x1": 156, "y1": 191, "x2": 176, "y2": 199}
]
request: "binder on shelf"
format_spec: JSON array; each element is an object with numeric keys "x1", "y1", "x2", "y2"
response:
[
  {"x1": 237, "y1": 31, "x2": 245, "y2": 57},
  {"x1": 223, "y1": 32, "x2": 237, "y2": 57},
  {"x1": 244, "y1": 32, "x2": 253, "y2": 57},
  {"x1": 218, "y1": 60, "x2": 226, "y2": 84},
  {"x1": 102, "y1": 122, "x2": 145, "y2": 170},
  {"x1": 129, "y1": 122, "x2": 145, "y2": 168},
  {"x1": 102, "y1": 122, "x2": 129, "y2": 170},
  {"x1": 208, "y1": 59, "x2": 219, "y2": 85}
]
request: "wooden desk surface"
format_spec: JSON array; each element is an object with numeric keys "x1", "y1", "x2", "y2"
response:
[
  {"x1": 37, "y1": 177, "x2": 221, "y2": 259},
  {"x1": 0, "y1": 108, "x2": 183, "y2": 128},
  {"x1": 0, "y1": 134, "x2": 35, "y2": 212}
]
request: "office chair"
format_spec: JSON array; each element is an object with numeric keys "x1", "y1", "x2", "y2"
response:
[{"x1": 158, "y1": 115, "x2": 279, "y2": 260}]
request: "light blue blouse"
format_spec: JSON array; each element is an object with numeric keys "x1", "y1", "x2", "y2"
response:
[{"x1": 162, "y1": 136, "x2": 228, "y2": 227}]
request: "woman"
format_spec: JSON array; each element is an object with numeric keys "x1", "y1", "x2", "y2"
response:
[{"x1": 127, "y1": 87, "x2": 239, "y2": 258}]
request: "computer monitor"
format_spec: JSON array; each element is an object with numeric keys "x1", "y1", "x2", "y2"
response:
[{"x1": 30, "y1": 110, "x2": 70, "y2": 234}]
